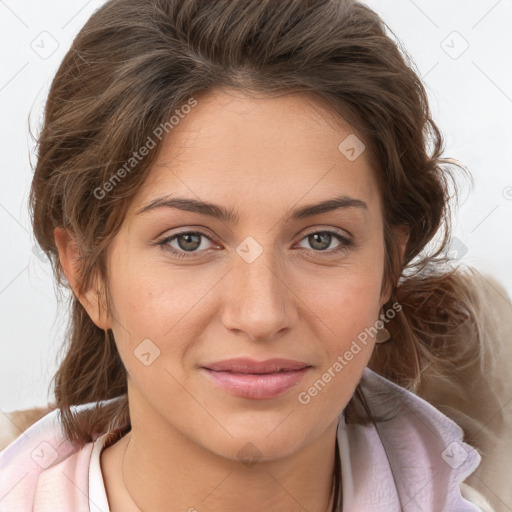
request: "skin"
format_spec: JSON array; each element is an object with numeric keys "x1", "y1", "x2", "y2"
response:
[{"x1": 55, "y1": 87, "x2": 407, "y2": 512}]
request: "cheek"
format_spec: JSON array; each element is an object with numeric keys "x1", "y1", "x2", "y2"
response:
[
  {"x1": 309, "y1": 277, "x2": 381, "y2": 351},
  {"x1": 105, "y1": 248, "x2": 170, "y2": 354},
  {"x1": 107, "y1": 252, "x2": 216, "y2": 365},
  {"x1": 305, "y1": 247, "x2": 385, "y2": 332},
  {"x1": 294, "y1": 273, "x2": 382, "y2": 420}
]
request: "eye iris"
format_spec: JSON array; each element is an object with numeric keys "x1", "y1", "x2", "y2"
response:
[
  {"x1": 309, "y1": 232, "x2": 331, "y2": 251},
  {"x1": 178, "y1": 233, "x2": 201, "y2": 251}
]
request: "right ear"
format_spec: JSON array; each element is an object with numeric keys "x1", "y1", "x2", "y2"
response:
[
  {"x1": 379, "y1": 224, "x2": 410, "y2": 308},
  {"x1": 53, "y1": 227, "x2": 112, "y2": 330}
]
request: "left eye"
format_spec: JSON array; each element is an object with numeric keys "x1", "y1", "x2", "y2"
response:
[
  {"x1": 296, "y1": 230, "x2": 351, "y2": 253},
  {"x1": 157, "y1": 229, "x2": 352, "y2": 259}
]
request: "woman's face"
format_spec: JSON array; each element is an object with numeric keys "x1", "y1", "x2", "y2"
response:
[{"x1": 100, "y1": 88, "x2": 393, "y2": 461}]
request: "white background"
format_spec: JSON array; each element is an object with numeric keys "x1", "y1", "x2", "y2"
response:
[{"x1": 1, "y1": 0, "x2": 511, "y2": 411}]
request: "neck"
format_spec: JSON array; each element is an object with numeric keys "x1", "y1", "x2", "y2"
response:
[{"x1": 114, "y1": 400, "x2": 340, "y2": 512}]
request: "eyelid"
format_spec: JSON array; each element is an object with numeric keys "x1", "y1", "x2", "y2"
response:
[
  {"x1": 299, "y1": 225, "x2": 352, "y2": 240},
  {"x1": 155, "y1": 229, "x2": 219, "y2": 256}
]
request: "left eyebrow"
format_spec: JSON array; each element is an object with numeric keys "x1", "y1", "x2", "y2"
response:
[{"x1": 135, "y1": 194, "x2": 368, "y2": 224}]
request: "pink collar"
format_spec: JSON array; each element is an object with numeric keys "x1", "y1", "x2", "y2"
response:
[{"x1": 337, "y1": 367, "x2": 482, "y2": 511}]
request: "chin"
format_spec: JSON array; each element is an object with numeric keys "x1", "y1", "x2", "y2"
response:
[{"x1": 200, "y1": 427, "x2": 309, "y2": 465}]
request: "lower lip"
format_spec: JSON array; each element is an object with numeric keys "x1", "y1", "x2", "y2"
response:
[{"x1": 201, "y1": 367, "x2": 310, "y2": 399}]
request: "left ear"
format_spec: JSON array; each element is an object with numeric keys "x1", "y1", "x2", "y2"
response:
[
  {"x1": 394, "y1": 224, "x2": 409, "y2": 265},
  {"x1": 380, "y1": 224, "x2": 409, "y2": 307}
]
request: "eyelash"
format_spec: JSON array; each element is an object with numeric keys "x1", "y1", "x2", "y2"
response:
[{"x1": 156, "y1": 229, "x2": 353, "y2": 259}]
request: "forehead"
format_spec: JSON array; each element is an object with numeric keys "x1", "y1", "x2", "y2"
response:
[{"x1": 131, "y1": 88, "x2": 381, "y2": 215}]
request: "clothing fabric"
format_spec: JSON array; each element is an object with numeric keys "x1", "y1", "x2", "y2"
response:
[
  {"x1": 0, "y1": 367, "x2": 488, "y2": 511},
  {"x1": 88, "y1": 432, "x2": 110, "y2": 512}
]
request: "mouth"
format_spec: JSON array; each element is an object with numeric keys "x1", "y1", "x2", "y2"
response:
[
  {"x1": 207, "y1": 368, "x2": 303, "y2": 374},
  {"x1": 202, "y1": 357, "x2": 311, "y2": 374},
  {"x1": 200, "y1": 358, "x2": 312, "y2": 399}
]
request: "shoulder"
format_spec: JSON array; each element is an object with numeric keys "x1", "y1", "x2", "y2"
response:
[
  {"x1": 0, "y1": 401, "x2": 108, "y2": 511},
  {"x1": 345, "y1": 367, "x2": 489, "y2": 511}
]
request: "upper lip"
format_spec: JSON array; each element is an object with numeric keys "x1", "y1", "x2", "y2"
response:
[{"x1": 202, "y1": 358, "x2": 311, "y2": 374}]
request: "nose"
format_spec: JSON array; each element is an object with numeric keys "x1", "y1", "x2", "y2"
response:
[{"x1": 220, "y1": 245, "x2": 298, "y2": 342}]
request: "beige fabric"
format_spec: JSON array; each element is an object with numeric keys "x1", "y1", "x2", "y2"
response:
[
  {"x1": 417, "y1": 269, "x2": 512, "y2": 512},
  {"x1": 0, "y1": 405, "x2": 55, "y2": 451},
  {"x1": 460, "y1": 483, "x2": 495, "y2": 512}
]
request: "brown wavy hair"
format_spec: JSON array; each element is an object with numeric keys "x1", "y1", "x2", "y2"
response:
[{"x1": 29, "y1": 0, "x2": 491, "y2": 507}]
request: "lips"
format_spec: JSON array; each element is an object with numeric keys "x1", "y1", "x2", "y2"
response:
[
  {"x1": 202, "y1": 357, "x2": 310, "y2": 374},
  {"x1": 200, "y1": 358, "x2": 312, "y2": 399}
]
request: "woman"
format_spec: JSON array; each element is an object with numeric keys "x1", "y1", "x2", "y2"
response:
[{"x1": 0, "y1": 0, "x2": 507, "y2": 510}]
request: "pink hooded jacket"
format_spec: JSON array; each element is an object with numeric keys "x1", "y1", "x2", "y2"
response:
[{"x1": 0, "y1": 367, "x2": 490, "y2": 511}]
